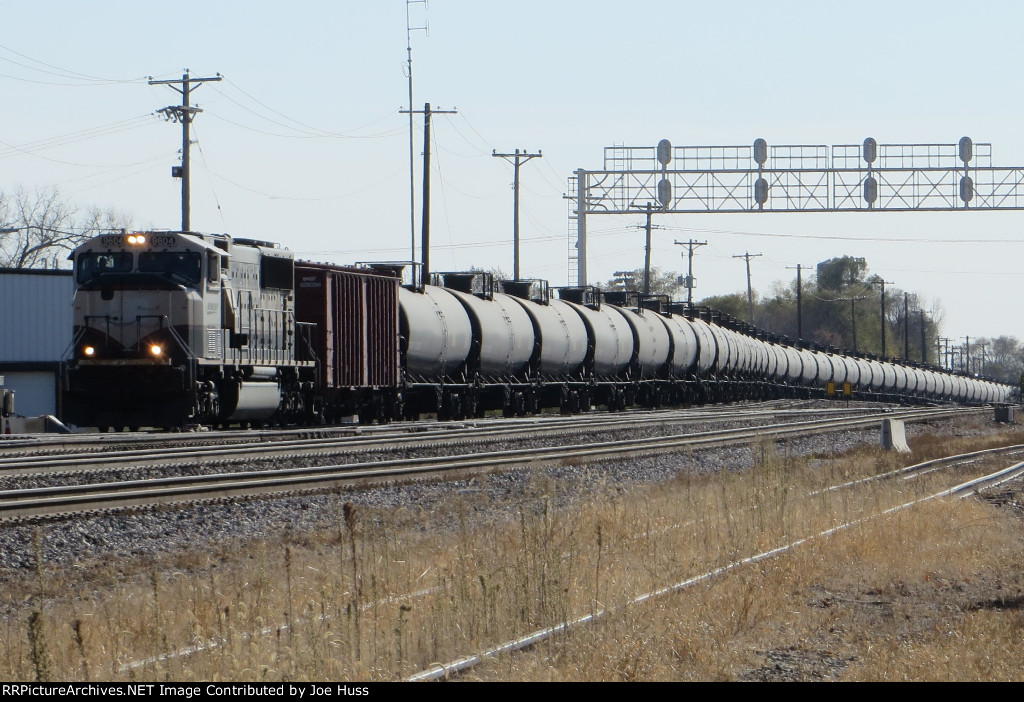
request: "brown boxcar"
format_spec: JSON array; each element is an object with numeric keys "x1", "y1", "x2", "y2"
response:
[{"x1": 295, "y1": 263, "x2": 400, "y2": 419}]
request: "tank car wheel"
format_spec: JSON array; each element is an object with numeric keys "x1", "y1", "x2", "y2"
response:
[
  {"x1": 526, "y1": 391, "x2": 539, "y2": 416},
  {"x1": 502, "y1": 387, "x2": 515, "y2": 418},
  {"x1": 98, "y1": 426, "x2": 109, "y2": 433},
  {"x1": 514, "y1": 391, "x2": 528, "y2": 417},
  {"x1": 448, "y1": 394, "x2": 463, "y2": 421},
  {"x1": 568, "y1": 390, "x2": 580, "y2": 414}
]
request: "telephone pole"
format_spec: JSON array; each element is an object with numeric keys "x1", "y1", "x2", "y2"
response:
[
  {"x1": 628, "y1": 203, "x2": 664, "y2": 295},
  {"x1": 936, "y1": 337, "x2": 951, "y2": 370},
  {"x1": 786, "y1": 264, "x2": 809, "y2": 339},
  {"x1": 674, "y1": 239, "x2": 707, "y2": 306},
  {"x1": 976, "y1": 340, "x2": 988, "y2": 376},
  {"x1": 399, "y1": 103, "x2": 456, "y2": 285},
  {"x1": 404, "y1": 0, "x2": 427, "y2": 263},
  {"x1": 733, "y1": 252, "x2": 762, "y2": 324},
  {"x1": 492, "y1": 148, "x2": 542, "y2": 280},
  {"x1": 149, "y1": 70, "x2": 222, "y2": 232},
  {"x1": 869, "y1": 279, "x2": 894, "y2": 357},
  {"x1": 904, "y1": 292, "x2": 910, "y2": 360},
  {"x1": 919, "y1": 310, "x2": 928, "y2": 363},
  {"x1": 837, "y1": 296, "x2": 866, "y2": 350}
]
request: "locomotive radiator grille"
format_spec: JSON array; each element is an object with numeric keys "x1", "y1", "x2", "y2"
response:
[{"x1": 207, "y1": 328, "x2": 222, "y2": 358}]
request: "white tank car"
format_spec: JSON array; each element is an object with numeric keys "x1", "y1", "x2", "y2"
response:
[
  {"x1": 445, "y1": 289, "x2": 535, "y2": 378},
  {"x1": 688, "y1": 317, "x2": 719, "y2": 377},
  {"x1": 504, "y1": 291, "x2": 588, "y2": 377},
  {"x1": 658, "y1": 314, "x2": 700, "y2": 376},
  {"x1": 398, "y1": 285, "x2": 473, "y2": 379},
  {"x1": 560, "y1": 299, "x2": 634, "y2": 378},
  {"x1": 608, "y1": 305, "x2": 670, "y2": 379}
]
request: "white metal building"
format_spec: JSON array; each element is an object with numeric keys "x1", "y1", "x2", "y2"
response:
[{"x1": 0, "y1": 269, "x2": 73, "y2": 417}]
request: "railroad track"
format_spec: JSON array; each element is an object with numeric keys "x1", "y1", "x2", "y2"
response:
[
  {"x1": 405, "y1": 442, "x2": 1024, "y2": 681},
  {"x1": 0, "y1": 400, "x2": 916, "y2": 457},
  {"x1": 102, "y1": 424, "x2": 1024, "y2": 680},
  {"x1": 0, "y1": 405, "x2": 985, "y2": 520},
  {"x1": 0, "y1": 403, "x2": 960, "y2": 475}
]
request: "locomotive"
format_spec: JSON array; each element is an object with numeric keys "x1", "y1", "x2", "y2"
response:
[{"x1": 61, "y1": 230, "x2": 1014, "y2": 430}]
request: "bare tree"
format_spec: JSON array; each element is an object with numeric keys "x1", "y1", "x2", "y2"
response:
[{"x1": 0, "y1": 186, "x2": 132, "y2": 269}]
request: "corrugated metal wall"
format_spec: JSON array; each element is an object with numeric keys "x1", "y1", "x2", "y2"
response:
[{"x1": 0, "y1": 270, "x2": 73, "y2": 362}]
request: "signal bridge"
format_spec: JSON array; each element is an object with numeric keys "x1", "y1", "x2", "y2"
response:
[{"x1": 566, "y1": 137, "x2": 1024, "y2": 285}]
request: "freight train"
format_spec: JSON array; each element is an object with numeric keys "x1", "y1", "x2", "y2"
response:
[{"x1": 60, "y1": 231, "x2": 1014, "y2": 430}]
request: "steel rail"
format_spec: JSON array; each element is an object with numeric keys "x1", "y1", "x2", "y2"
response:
[
  {"x1": 0, "y1": 400, "x2": 923, "y2": 457},
  {"x1": 0, "y1": 404, "x2": 912, "y2": 475},
  {"x1": 0, "y1": 406, "x2": 982, "y2": 520},
  {"x1": 106, "y1": 429, "x2": 1020, "y2": 678},
  {"x1": 405, "y1": 446, "x2": 1024, "y2": 682}
]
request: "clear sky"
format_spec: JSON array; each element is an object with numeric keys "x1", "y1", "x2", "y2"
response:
[{"x1": 3, "y1": 1, "x2": 1024, "y2": 343}]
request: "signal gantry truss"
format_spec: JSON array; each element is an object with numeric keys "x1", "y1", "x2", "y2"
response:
[{"x1": 566, "y1": 138, "x2": 1024, "y2": 285}]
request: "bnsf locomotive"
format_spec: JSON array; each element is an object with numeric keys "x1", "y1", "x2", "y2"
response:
[{"x1": 61, "y1": 230, "x2": 1014, "y2": 430}]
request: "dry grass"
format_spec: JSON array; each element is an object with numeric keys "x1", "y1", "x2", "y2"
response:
[{"x1": 1, "y1": 418, "x2": 1023, "y2": 681}]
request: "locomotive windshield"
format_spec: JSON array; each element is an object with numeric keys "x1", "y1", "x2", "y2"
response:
[
  {"x1": 76, "y1": 252, "x2": 133, "y2": 284},
  {"x1": 139, "y1": 251, "x2": 202, "y2": 285}
]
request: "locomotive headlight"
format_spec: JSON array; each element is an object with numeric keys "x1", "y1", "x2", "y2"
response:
[
  {"x1": 127, "y1": 234, "x2": 147, "y2": 245},
  {"x1": 149, "y1": 344, "x2": 163, "y2": 356},
  {"x1": 83, "y1": 345, "x2": 96, "y2": 357}
]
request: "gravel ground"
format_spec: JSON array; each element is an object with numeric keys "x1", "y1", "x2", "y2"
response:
[{"x1": 0, "y1": 410, "x2": 1009, "y2": 575}]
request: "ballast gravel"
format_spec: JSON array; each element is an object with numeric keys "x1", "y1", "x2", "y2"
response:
[{"x1": 0, "y1": 412, "x2": 1011, "y2": 574}]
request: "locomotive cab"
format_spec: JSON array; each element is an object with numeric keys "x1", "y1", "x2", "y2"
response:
[
  {"x1": 69, "y1": 231, "x2": 223, "y2": 366},
  {"x1": 62, "y1": 231, "x2": 313, "y2": 429}
]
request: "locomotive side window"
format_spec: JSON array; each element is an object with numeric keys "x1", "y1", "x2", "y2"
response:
[
  {"x1": 76, "y1": 252, "x2": 133, "y2": 283},
  {"x1": 208, "y1": 251, "x2": 220, "y2": 283},
  {"x1": 139, "y1": 251, "x2": 202, "y2": 285}
]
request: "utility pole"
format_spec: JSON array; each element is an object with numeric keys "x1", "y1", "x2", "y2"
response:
[
  {"x1": 869, "y1": 279, "x2": 894, "y2": 357},
  {"x1": 962, "y1": 336, "x2": 971, "y2": 375},
  {"x1": 977, "y1": 340, "x2": 988, "y2": 376},
  {"x1": 937, "y1": 337, "x2": 952, "y2": 370},
  {"x1": 400, "y1": 103, "x2": 456, "y2": 286},
  {"x1": 838, "y1": 296, "x2": 866, "y2": 350},
  {"x1": 628, "y1": 203, "x2": 664, "y2": 295},
  {"x1": 674, "y1": 239, "x2": 707, "y2": 306},
  {"x1": 492, "y1": 148, "x2": 542, "y2": 280},
  {"x1": 904, "y1": 292, "x2": 910, "y2": 360},
  {"x1": 732, "y1": 252, "x2": 762, "y2": 325},
  {"x1": 149, "y1": 70, "x2": 222, "y2": 232},
  {"x1": 786, "y1": 264, "x2": 809, "y2": 339},
  {"x1": 404, "y1": 0, "x2": 427, "y2": 264},
  {"x1": 919, "y1": 310, "x2": 928, "y2": 363}
]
